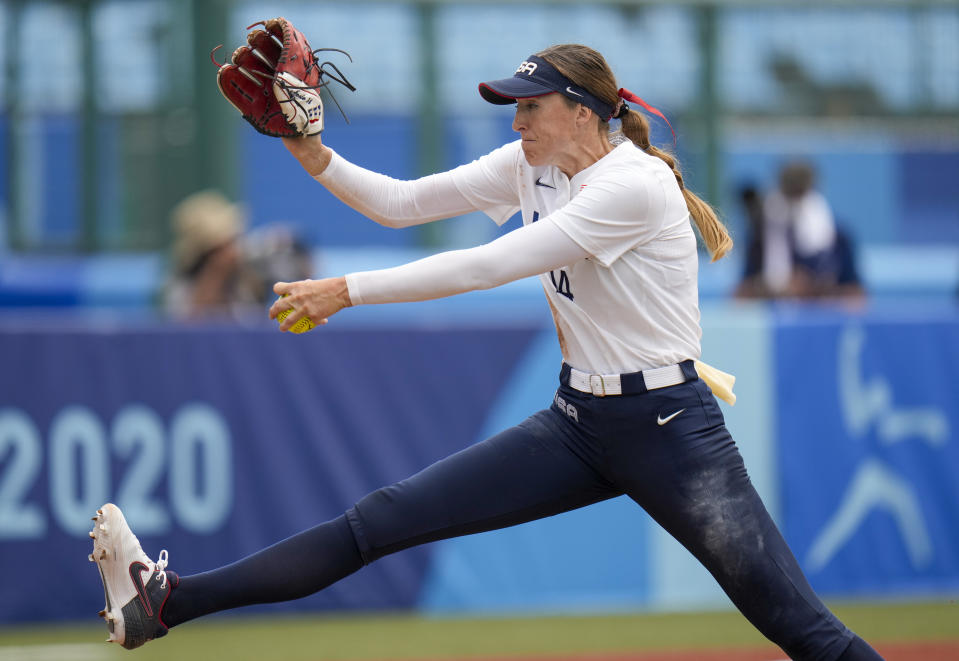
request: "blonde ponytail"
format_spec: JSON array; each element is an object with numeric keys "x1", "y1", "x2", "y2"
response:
[
  {"x1": 537, "y1": 44, "x2": 733, "y2": 262},
  {"x1": 621, "y1": 112, "x2": 732, "y2": 262}
]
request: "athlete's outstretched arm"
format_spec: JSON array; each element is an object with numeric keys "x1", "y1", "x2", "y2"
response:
[
  {"x1": 282, "y1": 135, "x2": 478, "y2": 228},
  {"x1": 269, "y1": 217, "x2": 588, "y2": 331},
  {"x1": 282, "y1": 134, "x2": 335, "y2": 178}
]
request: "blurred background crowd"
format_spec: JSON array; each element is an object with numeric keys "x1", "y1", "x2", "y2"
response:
[{"x1": 0, "y1": 0, "x2": 956, "y2": 318}]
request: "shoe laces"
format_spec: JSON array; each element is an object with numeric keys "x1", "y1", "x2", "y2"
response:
[{"x1": 155, "y1": 549, "x2": 170, "y2": 590}]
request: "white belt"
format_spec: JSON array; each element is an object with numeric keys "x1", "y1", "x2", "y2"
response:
[{"x1": 567, "y1": 363, "x2": 686, "y2": 397}]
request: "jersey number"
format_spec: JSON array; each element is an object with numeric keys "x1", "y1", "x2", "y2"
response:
[
  {"x1": 550, "y1": 270, "x2": 574, "y2": 300},
  {"x1": 533, "y1": 211, "x2": 574, "y2": 301}
]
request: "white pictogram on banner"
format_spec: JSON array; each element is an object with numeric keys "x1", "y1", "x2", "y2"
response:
[{"x1": 805, "y1": 325, "x2": 948, "y2": 572}]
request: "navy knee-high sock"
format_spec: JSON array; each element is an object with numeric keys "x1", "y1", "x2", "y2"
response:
[{"x1": 162, "y1": 514, "x2": 363, "y2": 628}]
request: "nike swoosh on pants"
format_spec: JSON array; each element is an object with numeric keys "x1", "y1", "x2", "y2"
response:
[{"x1": 657, "y1": 408, "x2": 686, "y2": 426}]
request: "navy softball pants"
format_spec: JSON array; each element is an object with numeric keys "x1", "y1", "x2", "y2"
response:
[
  {"x1": 165, "y1": 371, "x2": 881, "y2": 660},
  {"x1": 346, "y1": 374, "x2": 865, "y2": 661}
]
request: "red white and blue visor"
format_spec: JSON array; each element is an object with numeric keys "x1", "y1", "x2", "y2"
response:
[{"x1": 479, "y1": 55, "x2": 616, "y2": 121}]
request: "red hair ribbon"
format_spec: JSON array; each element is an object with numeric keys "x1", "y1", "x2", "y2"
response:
[{"x1": 618, "y1": 88, "x2": 676, "y2": 145}]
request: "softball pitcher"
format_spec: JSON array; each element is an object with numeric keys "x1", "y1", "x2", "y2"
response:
[{"x1": 90, "y1": 24, "x2": 883, "y2": 660}]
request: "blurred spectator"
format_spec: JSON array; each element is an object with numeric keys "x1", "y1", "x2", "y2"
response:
[
  {"x1": 734, "y1": 161, "x2": 865, "y2": 301},
  {"x1": 161, "y1": 191, "x2": 314, "y2": 320},
  {"x1": 241, "y1": 225, "x2": 317, "y2": 303},
  {"x1": 162, "y1": 190, "x2": 264, "y2": 320}
]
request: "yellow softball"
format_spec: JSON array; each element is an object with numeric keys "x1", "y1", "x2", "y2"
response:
[{"x1": 276, "y1": 294, "x2": 316, "y2": 334}]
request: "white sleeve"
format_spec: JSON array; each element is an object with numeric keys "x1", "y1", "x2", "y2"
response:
[
  {"x1": 314, "y1": 142, "x2": 523, "y2": 229},
  {"x1": 345, "y1": 217, "x2": 588, "y2": 305},
  {"x1": 446, "y1": 140, "x2": 523, "y2": 225},
  {"x1": 550, "y1": 158, "x2": 689, "y2": 267},
  {"x1": 548, "y1": 165, "x2": 658, "y2": 268},
  {"x1": 314, "y1": 150, "x2": 477, "y2": 228}
]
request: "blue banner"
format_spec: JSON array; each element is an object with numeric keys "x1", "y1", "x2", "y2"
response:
[
  {"x1": 3, "y1": 306, "x2": 958, "y2": 625},
  {"x1": 0, "y1": 324, "x2": 539, "y2": 623},
  {"x1": 776, "y1": 312, "x2": 959, "y2": 597}
]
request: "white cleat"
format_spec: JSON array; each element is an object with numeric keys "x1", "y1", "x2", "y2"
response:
[{"x1": 90, "y1": 503, "x2": 178, "y2": 650}]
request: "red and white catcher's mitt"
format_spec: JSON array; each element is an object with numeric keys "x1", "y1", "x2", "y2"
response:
[{"x1": 212, "y1": 17, "x2": 355, "y2": 138}]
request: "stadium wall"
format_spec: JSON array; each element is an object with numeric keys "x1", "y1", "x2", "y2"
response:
[{"x1": 1, "y1": 303, "x2": 957, "y2": 624}]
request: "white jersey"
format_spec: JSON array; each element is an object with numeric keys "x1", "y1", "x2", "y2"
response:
[{"x1": 448, "y1": 139, "x2": 701, "y2": 374}]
